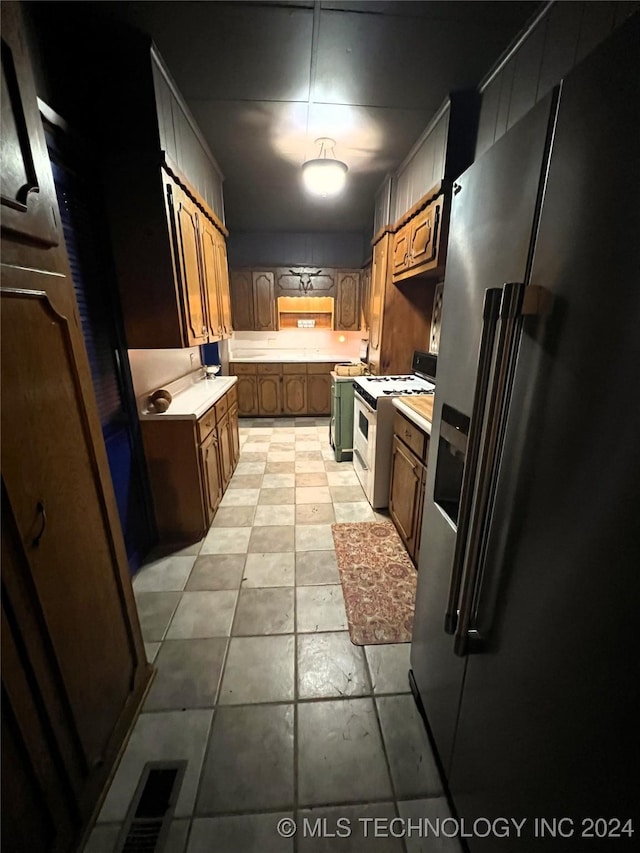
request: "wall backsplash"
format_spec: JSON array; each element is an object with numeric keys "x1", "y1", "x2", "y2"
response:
[
  {"x1": 229, "y1": 329, "x2": 362, "y2": 358},
  {"x1": 128, "y1": 347, "x2": 201, "y2": 398}
]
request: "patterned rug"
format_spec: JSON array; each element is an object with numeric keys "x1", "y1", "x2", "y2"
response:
[{"x1": 331, "y1": 521, "x2": 417, "y2": 645}]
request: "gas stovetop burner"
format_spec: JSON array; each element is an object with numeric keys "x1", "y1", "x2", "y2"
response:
[{"x1": 367, "y1": 375, "x2": 416, "y2": 383}]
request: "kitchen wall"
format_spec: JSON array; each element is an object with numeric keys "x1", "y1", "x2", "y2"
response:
[
  {"x1": 227, "y1": 231, "x2": 367, "y2": 269},
  {"x1": 475, "y1": 1, "x2": 638, "y2": 157},
  {"x1": 128, "y1": 347, "x2": 201, "y2": 398},
  {"x1": 229, "y1": 329, "x2": 362, "y2": 360}
]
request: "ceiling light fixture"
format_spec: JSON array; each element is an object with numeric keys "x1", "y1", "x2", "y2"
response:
[{"x1": 302, "y1": 137, "x2": 348, "y2": 197}]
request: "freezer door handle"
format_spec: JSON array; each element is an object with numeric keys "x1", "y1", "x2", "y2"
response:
[
  {"x1": 444, "y1": 288, "x2": 501, "y2": 634},
  {"x1": 453, "y1": 282, "x2": 526, "y2": 656}
]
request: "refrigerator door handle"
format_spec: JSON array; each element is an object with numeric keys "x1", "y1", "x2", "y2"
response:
[
  {"x1": 453, "y1": 282, "x2": 527, "y2": 656},
  {"x1": 444, "y1": 288, "x2": 502, "y2": 634}
]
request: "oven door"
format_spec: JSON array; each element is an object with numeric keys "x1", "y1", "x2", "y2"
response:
[{"x1": 352, "y1": 392, "x2": 376, "y2": 500}]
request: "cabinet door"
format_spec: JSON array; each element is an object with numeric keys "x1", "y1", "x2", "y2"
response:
[
  {"x1": 217, "y1": 412, "x2": 233, "y2": 488},
  {"x1": 360, "y1": 264, "x2": 371, "y2": 331},
  {"x1": 335, "y1": 271, "x2": 360, "y2": 331},
  {"x1": 368, "y1": 235, "x2": 388, "y2": 370},
  {"x1": 167, "y1": 181, "x2": 208, "y2": 345},
  {"x1": 413, "y1": 466, "x2": 427, "y2": 566},
  {"x1": 230, "y1": 270, "x2": 255, "y2": 331},
  {"x1": 200, "y1": 428, "x2": 222, "y2": 524},
  {"x1": 389, "y1": 435, "x2": 424, "y2": 560},
  {"x1": 307, "y1": 374, "x2": 332, "y2": 415},
  {"x1": 1, "y1": 3, "x2": 59, "y2": 249},
  {"x1": 1, "y1": 275, "x2": 147, "y2": 799},
  {"x1": 275, "y1": 267, "x2": 336, "y2": 296},
  {"x1": 408, "y1": 196, "x2": 442, "y2": 272},
  {"x1": 283, "y1": 374, "x2": 307, "y2": 415},
  {"x1": 199, "y1": 215, "x2": 222, "y2": 339},
  {"x1": 253, "y1": 271, "x2": 276, "y2": 331},
  {"x1": 228, "y1": 401, "x2": 240, "y2": 468},
  {"x1": 391, "y1": 224, "x2": 410, "y2": 275},
  {"x1": 216, "y1": 233, "x2": 233, "y2": 336},
  {"x1": 236, "y1": 375, "x2": 259, "y2": 416},
  {"x1": 257, "y1": 375, "x2": 282, "y2": 416}
]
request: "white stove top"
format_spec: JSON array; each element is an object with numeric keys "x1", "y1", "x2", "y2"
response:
[{"x1": 353, "y1": 373, "x2": 435, "y2": 408}]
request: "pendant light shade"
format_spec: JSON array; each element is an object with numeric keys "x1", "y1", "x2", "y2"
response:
[{"x1": 302, "y1": 138, "x2": 348, "y2": 197}]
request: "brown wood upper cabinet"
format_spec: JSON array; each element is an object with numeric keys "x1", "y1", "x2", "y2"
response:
[
  {"x1": 391, "y1": 193, "x2": 445, "y2": 283},
  {"x1": 162, "y1": 172, "x2": 232, "y2": 347},
  {"x1": 230, "y1": 267, "x2": 362, "y2": 331}
]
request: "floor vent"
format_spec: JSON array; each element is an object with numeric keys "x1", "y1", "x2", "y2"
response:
[{"x1": 116, "y1": 761, "x2": 186, "y2": 853}]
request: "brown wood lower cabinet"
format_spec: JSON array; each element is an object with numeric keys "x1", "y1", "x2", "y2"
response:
[
  {"x1": 141, "y1": 384, "x2": 239, "y2": 541},
  {"x1": 389, "y1": 411, "x2": 430, "y2": 565},
  {"x1": 231, "y1": 362, "x2": 334, "y2": 417}
]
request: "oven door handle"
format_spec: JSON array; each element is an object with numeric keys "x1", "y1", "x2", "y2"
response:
[{"x1": 353, "y1": 447, "x2": 369, "y2": 471}]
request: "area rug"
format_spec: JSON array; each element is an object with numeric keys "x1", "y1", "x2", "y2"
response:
[{"x1": 331, "y1": 521, "x2": 417, "y2": 645}]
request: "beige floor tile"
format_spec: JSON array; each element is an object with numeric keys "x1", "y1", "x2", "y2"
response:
[
  {"x1": 242, "y1": 553, "x2": 295, "y2": 587},
  {"x1": 329, "y1": 485, "x2": 367, "y2": 503},
  {"x1": 248, "y1": 526, "x2": 295, "y2": 553},
  {"x1": 219, "y1": 488, "x2": 261, "y2": 507},
  {"x1": 211, "y1": 506, "x2": 256, "y2": 527},
  {"x1": 295, "y1": 486, "x2": 332, "y2": 504},
  {"x1": 295, "y1": 503, "x2": 336, "y2": 525},
  {"x1": 333, "y1": 501, "x2": 376, "y2": 522},
  {"x1": 294, "y1": 524, "x2": 335, "y2": 551},
  {"x1": 294, "y1": 461, "x2": 326, "y2": 473},
  {"x1": 295, "y1": 472, "x2": 328, "y2": 486},
  {"x1": 201, "y1": 527, "x2": 252, "y2": 555},
  {"x1": 254, "y1": 504, "x2": 296, "y2": 526},
  {"x1": 327, "y1": 470, "x2": 360, "y2": 486},
  {"x1": 227, "y1": 474, "x2": 263, "y2": 490},
  {"x1": 262, "y1": 473, "x2": 296, "y2": 488},
  {"x1": 258, "y1": 487, "x2": 295, "y2": 505}
]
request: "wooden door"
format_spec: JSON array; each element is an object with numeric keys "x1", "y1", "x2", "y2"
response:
[
  {"x1": 307, "y1": 374, "x2": 332, "y2": 415},
  {"x1": 200, "y1": 428, "x2": 222, "y2": 524},
  {"x1": 389, "y1": 436, "x2": 424, "y2": 560},
  {"x1": 336, "y1": 271, "x2": 360, "y2": 331},
  {"x1": 230, "y1": 269, "x2": 254, "y2": 331},
  {"x1": 228, "y1": 401, "x2": 240, "y2": 468},
  {"x1": 1, "y1": 8, "x2": 149, "y2": 848},
  {"x1": 199, "y1": 214, "x2": 222, "y2": 340},
  {"x1": 236, "y1": 375, "x2": 259, "y2": 416},
  {"x1": 167, "y1": 181, "x2": 208, "y2": 345},
  {"x1": 257, "y1": 375, "x2": 282, "y2": 416},
  {"x1": 217, "y1": 412, "x2": 233, "y2": 487},
  {"x1": 408, "y1": 196, "x2": 441, "y2": 271},
  {"x1": 216, "y1": 232, "x2": 233, "y2": 336},
  {"x1": 275, "y1": 267, "x2": 336, "y2": 296},
  {"x1": 391, "y1": 224, "x2": 410, "y2": 276},
  {"x1": 253, "y1": 271, "x2": 276, "y2": 331},
  {"x1": 413, "y1": 466, "x2": 427, "y2": 566},
  {"x1": 283, "y1": 374, "x2": 307, "y2": 415},
  {"x1": 368, "y1": 235, "x2": 388, "y2": 369}
]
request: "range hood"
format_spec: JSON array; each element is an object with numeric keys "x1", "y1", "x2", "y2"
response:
[{"x1": 277, "y1": 296, "x2": 334, "y2": 329}]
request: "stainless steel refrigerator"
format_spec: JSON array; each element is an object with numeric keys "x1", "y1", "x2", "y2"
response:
[{"x1": 410, "y1": 16, "x2": 639, "y2": 851}]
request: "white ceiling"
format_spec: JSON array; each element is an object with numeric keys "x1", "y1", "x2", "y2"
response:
[{"x1": 118, "y1": 1, "x2": 540, "y2": 233}]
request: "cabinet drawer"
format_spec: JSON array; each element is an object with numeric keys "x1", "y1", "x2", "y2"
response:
[
  {"x1": 394, "y1": 411, "x2": 428, "y2": 461},
  {"x1": 215, "y1": 392, "x2": 229, "y2": 421},
  {"x1": 197, "y1": 406, "x2": 216, "y2": 443},
  {"x1": 257, "y1": 363, "x2": 282, "y2": 375},
  {"x1": 231, "y1": 363, "x2": 257, "y2": 375},
  {"x1": 282, "y1": 362, "x2": 307, "y2": 374},
  {"x1": 307, "y1": 362, "x2": 335, "y2": 374}
]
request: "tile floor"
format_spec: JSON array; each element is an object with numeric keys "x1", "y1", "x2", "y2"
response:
[{"x1": 86, "y1": 417, "x2": 461, "y2": 853}]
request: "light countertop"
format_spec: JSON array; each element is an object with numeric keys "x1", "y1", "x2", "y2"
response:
[
  {"x1": 229, "y1": 351, "x2": 360, "y2": 364},
  {"x1": 393, "y1": 397, "x2": 433, "y2": 435},
  {"x1": 139, "y1": 374, "x2": 238, "y2": 421}
]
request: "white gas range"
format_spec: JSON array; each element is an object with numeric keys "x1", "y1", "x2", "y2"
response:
[{"x1": 352, "y1": 352, "x2": 436, "y2": 508}]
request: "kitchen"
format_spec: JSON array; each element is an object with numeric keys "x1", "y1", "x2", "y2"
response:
[{"x1": 2, "y1": 2, "x2": 639, "y2": 852}]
